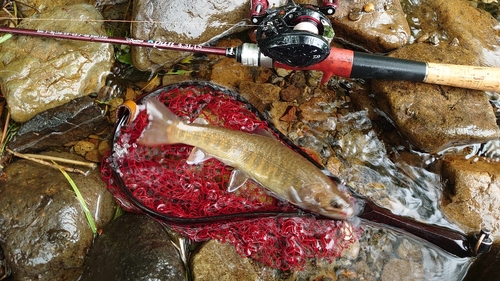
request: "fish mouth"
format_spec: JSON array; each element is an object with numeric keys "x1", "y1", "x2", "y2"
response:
[
  {"x1": 322, "y1": 196, "x2": 359, "y2": 220},
  {"x1": 324, "y1": 206, "x2": 356, "y2": 220}
]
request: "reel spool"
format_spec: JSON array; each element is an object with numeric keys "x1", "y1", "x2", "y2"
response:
[{"x1": 255, "y1": 1, "x2": 335, "y2": 68}]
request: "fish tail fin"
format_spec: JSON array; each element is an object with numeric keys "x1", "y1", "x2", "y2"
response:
[{"x1": 137, "y1": 98, "x2": 181, "y2": 146}]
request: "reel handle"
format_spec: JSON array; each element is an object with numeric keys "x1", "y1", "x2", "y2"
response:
[{"x1": 276, "y1": 47, "x2": 500, "y2": 92}]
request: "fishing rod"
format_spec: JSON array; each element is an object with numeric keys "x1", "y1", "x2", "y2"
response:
[
  {"x1": 1, "y1": 5, "x2": 500, "y2": 91},
  {"x1": 2, "y1": 1, "x2": 500, "y2": 91}
]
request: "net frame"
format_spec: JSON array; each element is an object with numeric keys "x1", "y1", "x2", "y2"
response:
[{"x1": 101, "y1": 81, "x2": 358, "y2": 269}]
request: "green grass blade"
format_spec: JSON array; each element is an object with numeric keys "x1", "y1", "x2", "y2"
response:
[
  {"x1": 54, "y1": 162, "x2": 98, "y2": 235},
  {"x1": 0, "y1": 34, "x2": 12, "y2": 44}
]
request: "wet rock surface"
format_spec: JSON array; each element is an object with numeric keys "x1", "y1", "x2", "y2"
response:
[
  {"x1": 439, "y1": 156, "x2": 500, "y2": 238},
  {"x1": 8, "y1": 96, "x2": 108, "y2": 153},
  {"x1": 463, "y1": 243, "x2": 500, "y2": 281},
  {"x1": 330, "y1": 0, "x2": 411, "y2": 52},
  {"x1": 81, "y1": 214, "x2": 186, "y2": 281},
  {"x1": 0, "y1": 151, "x2": 116, "y2": 281},
  {"x1": 191, "y1": 240, "x2": 260, "y2": 281},
  {"x1": 0, "y1": 4, "x2": 114, "y2": 123},
  {"x1": 372, "y1": 44, "x2": 500, "y2": 153},
  {"x1": 372, "y1": 0, "x2": 500, "y2": 153},
  {"x1": 0, "y1": 0, "x2": 498, "y2": 280},
  {"x1": 131, "y1": 0, "x2": 250, "y2": 72},
  {"x1": 15, "y1": 0, "x2": 95, "y2": 17}
]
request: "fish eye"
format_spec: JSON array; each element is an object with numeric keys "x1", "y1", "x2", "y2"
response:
[{"x1": 329, "y1": 200, "x2": 342, "y2": 209}]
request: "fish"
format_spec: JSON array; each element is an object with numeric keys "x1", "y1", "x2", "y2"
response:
[{"x1": 137, "y1": 98, "x2": 357, "y2": 220}]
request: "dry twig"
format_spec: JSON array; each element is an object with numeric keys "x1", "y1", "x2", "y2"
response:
[{"x1": 6, "y1": 148, "x2": 89, "y2": 175}]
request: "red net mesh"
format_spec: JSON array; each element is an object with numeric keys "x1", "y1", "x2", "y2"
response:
[{"x1": 101, "y1": 83, "x2": 359, "y2": 270}]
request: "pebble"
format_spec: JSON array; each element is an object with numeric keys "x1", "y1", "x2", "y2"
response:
[
  {"x1": 74, "y1": 140, "x2": 96, "y2": 157},
  {"x1": 348, "y1": 9, "x2": 363, "y2": 21},
  {"x1": 363, "y1": 3, "x2": 375, "y2": 13}
]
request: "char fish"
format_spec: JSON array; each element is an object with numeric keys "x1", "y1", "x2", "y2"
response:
[{"x1": 137, "y1": 98, "x2": 357, "y2": 220}]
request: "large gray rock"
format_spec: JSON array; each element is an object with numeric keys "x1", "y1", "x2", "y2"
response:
[
  {"x1": 0, "y1": 151, "x2": 116, "y2": 281},
  {"x1": 0, "y1": 4, "x2": 114, "y2": 123},
  {"x1": 81, "y1": 214, "x2": 186, "y2": 281},
  {"x1": 130, "y1": 0, "x2": 253, "y2": 72},
  {"x1": 8, "y1": 96, "x2": 108, "y2": 153}
]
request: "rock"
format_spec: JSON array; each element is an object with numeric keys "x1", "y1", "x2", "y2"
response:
[
  {"x1": 269, "y1": 101, "x2": 293, "y2": 133},
  {"x1": 381, "y1": 259, "x2": 425, "y2": 281},
  {"x1": 0, "y1": 4, "x2": 114, "y2": 123},
  {"x1": 81, "y1": 214, "x2": 186, "y2": 281},
  {"x1": 0, "y1": 151, "x2": 116, "y2": 281},
  {"x1": 299, "y1": 96, "x2": 333, "y2": 122},
  {"x1": 371, "y1": 0, "x2": 500, "y2": 152},
  {"x1": 420, "y1": 0, "x2": 500, "y2": 66},
  {"x1": 191, "y1": 240, "x2": 259, "y2": 281},
  {"x1": 131, "y1": 0, "x2": 250, "y2": 72},
  {"x1": 210, "y1": 58, "x2": 255, "y2": 89},
  {"x1": 7, "y1": 96, "x2": 108, "y2": 153},
  {"x1": 238, "y1": 81, "x2": 281, "y2": 112},
  {"x1": 372, "y1": 43, "x2": 500, "y2": 153},
  {"x1": 15, "y1": 0, "x2": 94, "y2": 17},
  {"x1": 463, "y1": 243, "x2": 500, "y2": 281},
  {"x1": 330, "y1": 0, "x2": 411, "y2": 52},
  {"x1": 439, "y1": 156, "x2": 500, "y2": 238},
  {"x1": 280, "y1": 84, "x2": 301, "y2": 102}
]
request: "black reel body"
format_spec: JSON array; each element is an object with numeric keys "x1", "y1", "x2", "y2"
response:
[{"x1": 255, "y1": 1, "x2": 334, "y2": 68}]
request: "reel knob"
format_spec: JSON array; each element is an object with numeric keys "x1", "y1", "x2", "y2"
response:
[{"x1": 256, "y1": 3, "x2": 334, "y2": 68}]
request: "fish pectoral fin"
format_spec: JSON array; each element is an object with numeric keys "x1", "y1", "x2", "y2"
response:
[
  {"x1": 186, "y1": 147, "x2": 212, "y2": 165},
  {"x1": 253, "y1": 128, "x2": 275, "y2": 138},
  {"x1": 227, "y1": 169, "x2": 249, "y2": 192},
  {"x1": 192, "y1": 117, "x2": 209, "y2": 125},
  {"x1": 288, "y1": 186, "x2": 303, "y2": 203}
]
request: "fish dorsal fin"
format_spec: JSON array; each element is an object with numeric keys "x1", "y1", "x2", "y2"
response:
[
  {"x1": 186, "y1": 147, "x2": 212, "y2": 165},
  {"x1": 227, "y1": 169, "x2": 249, "y2": 192}
]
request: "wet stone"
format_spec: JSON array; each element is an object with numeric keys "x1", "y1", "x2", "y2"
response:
[
  {"x1": 131, "y1": 0, "x2": 250, "y2": 72},
  {"x1": 280, "y1": 84, "x2": 301, "y2": 102},
  {"x1": 0, "y1": 151, "x2": 116, "y2": 281},
  {"x1": 372, "y1": 43, "x2": 500, "y2": 153},
  {"x1": 419, "y1": 0, "x2": 500, "y2": 66},
  {"x1": 0, "y1": 4, "x2": 114, "y2": 123},
  {"x1": 15, "y1": 0, "x2": 94, "y2": 17},
  {"x1": 381, "y1": 259, "x2": 425, "y2": 281},
  {"x1": 191, "y1": 240, "x2": 259, "y2": 281},
  {"x1": 7, "y1": 96, "x2": 108, "y2": 153},
  {"x1": 330, "y1": 0, "x2": 411, "y2": 52},
  {"x1": 463, "y1": 242, "x2": 500, "y2": 281},
  {"x1": 439, "y1": 156, "x2": 500, "y2": 238},
  {"x1": 210, "y1": 57, "x2": 255, "y2": 89},
  {"x1": 238, "y1": 81, "x2": 281, "y2": 112},
  {"x1": 81, "y1": 214, "x2": 186, "y2": 281},
  {"x1": 299, "y1": 96, "x2": 333, "y2": 122}
]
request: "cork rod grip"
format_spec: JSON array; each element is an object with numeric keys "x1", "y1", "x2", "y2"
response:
[{"x1": 425, "y1": 62, "x2": 500, "y2": 92}]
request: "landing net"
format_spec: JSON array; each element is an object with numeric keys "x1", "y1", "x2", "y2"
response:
[{"x1": 101, "y1": 82, "x2": 358, "y2": 270}]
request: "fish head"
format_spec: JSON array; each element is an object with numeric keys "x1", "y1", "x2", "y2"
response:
[{"x1": 294, "y1": 182, "x2": 358, "y2": 220}]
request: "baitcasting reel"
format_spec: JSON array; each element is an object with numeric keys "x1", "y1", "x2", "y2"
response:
[{"x1": 250, "y1": 0, "x2": 337, "y2": 68}]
